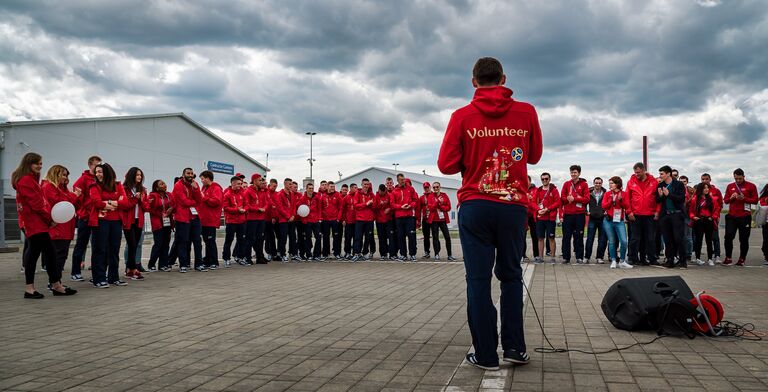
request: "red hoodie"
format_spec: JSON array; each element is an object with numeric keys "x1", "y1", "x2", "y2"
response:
[
  {"x1": 42, "y1": 180, "x2": 78, "y2": 240},
  {"x1": 273, "y1": 189, "x2": 294, "y2": 223},
  {"x1": 245, "y1": 186, "x2": 269, "y2": 221},
  {"x1": 724, "y1": 180, "x2": 759, "y2": 218},
  {"x1": 601, "y1": 190, "x2": 631, "y2": 222},
  {"x1": 354, "y1": 190, "x2": 376, "y2": 222},
  {"x1": 148, "y1": 191, "x2": 174, "y2": 231},
  {"x1": 343, "y1": 192, "x2": 357, "y2": 223},
  {"x1": 223, "y1": 187, "x2": 247, "y2": 224},
  {"x1": 535, "y1": 185, "x2": 561, "y2": 221},
  {"x1": 374, "y1": 192, "x2": 392, "y2": 223},
  {"x1": 438, "y1": 86, "x2": 543, "y2": 206},
  {"x1": 15, "y1": 173, "x2": 52, "y2": 236},
  {"x1": 72, "y1": 170, "x2": 95, "y2": 220},
  {"x1": 627, "y1": 174, "x2": 659, "y2": 216},
  {"x1": 172, "y1": 179, "x2": 203, "y2": 223},
  {"x1": 298, "y1": 192, "x2": 323, "y2": 223},
  {"x1": 120, "y1": 184, "x2": 150, "y2": 230},
  {"x1": 427, "y1": 192, "x2": 452, "y2": 224},
  {"x1": 390, "y1": 185, "x2": 417, "y2": 219},
  {"x1": 419, "y1": 192, "x2": 431, "y2": 222},
  {"x1": 689, "y1": 194, "x2": 721, "y2": 221},
  {"x1": 199, "y1": 182, "x2": 224, "y2": 227},
  {"x1": 88, "y1": 182, "x2": 129, "y2": 227},
  {"x1": 560, "y1": 178, "x2": 590, "y2": 215},
  {"x1": 323, "y1": 191, "x2": 343, "y2": 221}
]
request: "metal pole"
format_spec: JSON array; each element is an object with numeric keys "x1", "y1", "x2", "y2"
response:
[
  {"x1": 306, "y1": 131, "x2": 317, "y2": 181},
  {"x1": 643, "y1": 135, "x2": 648, "y2": 170},
  {"x1": 393, "y1": 163, "x2": 399, "y2": 172}
]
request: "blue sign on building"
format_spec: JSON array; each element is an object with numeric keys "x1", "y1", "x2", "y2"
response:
[{"x1": 207, "y1": 161, "x2": 234, "y2": 175}]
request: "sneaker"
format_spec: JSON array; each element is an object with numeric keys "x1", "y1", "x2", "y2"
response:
[
  {"x1": 596, "y1": 258, "x2": 605, "y2": 264},
  {"x1": 722, "y1": 257, "x2": 733, "y2": 266},
  {"x1": 576, "y1": 259, "x2": 583, "y2": 264},
  {"x1": 762, "y1": 260, "x2": 768, "y2": 266},
  {"x1": 619, "y1": 261, "x2": 634, "y2": 269},
  {"x1": 533, "y1": 257, "x2": 543, "y2": 264},
  {"x1": 148, "y1": 266, "x2": 157, "y2": 272},
  {"x1": 410, "y1": 255, "x2": 417, "y2": 261},
  {"x1": 696, "y1": 259, "x2": 705, "y2": 266},
  {"x1": 245, "y1": 259, "x2": 254, "y2": 265},
  {"x1": 447, "y1": 256, "x2": 457, "y2": 261},
  {"x1": 129, "y1": 270, "x2": 145, "y2": 281},
  {"x1": 398, "y1": 255, "x2": 406, "y2": 261},
  {"x1": 562, "y1": 260, "x2": 570, "y2": 264},
  {"x1": 434, "y1": 254, "x2": 440, "y2": 261},
  {"x1": 502, "y1": 349, "x2": 530, "y2": 365},
  {"x1": 708, "y1": 259, "x2": 715, "y2": 266},
  {"x1": 94, "y1": 282, "x2": 109, "y2": 289},
  {"x1": 282, "y1": 256, "x2": 289, "y2": 263},
  {"x1": 610, "y1": 260, "x2": 617, "y2": 269},
  {"x1": 292, "y1": 255, "x2": 302, "y2": 261},
  {"x1": 714, "y1": 256, "x2": 722, "y2": 264},
  {"x1": 736, "y1": 258, "x2": 745, "y2": 266},
  {"x1": 422, "y1": 252, "x2": 431, "y2": 259},
  {"x1": 364, "y1": 254, "x2": 371, "y2": 261},
  {"x1": 550, "y1": 258, "x2": 557, "y2": 264},
  {"x1": 71, "y1": 274, "x2": 84, "y2": 282},
  {"x1": 465, "y1": 353, "x2": 499, "y2": 371},
  {"x1": 179, "y1": 267, "x2": 188, "y2": 273},
  {"x1": 195, "y1": 266, "x2": 208, "y2": 272},
  {"x1": 160, "y1": 266, "x2": 172, "y2": 272},
  {"x1": 209, "y1": 265, "x2": 218, "y2": 270},
  {"x1": 224, "y1": 259, "x2": 231, "y2": 268},
  {"x1": 350, "y1": 255, "x2": 360, "y2": 262},
  {"x1": 109, "y1": 280, "x2": 128, "y2": 286},
  {"x1": 20, "y1": 266, "x2": 24, "y2": 273},
  {"x1": 583, "y1": 259, "x2": 590, "y2": 265}
]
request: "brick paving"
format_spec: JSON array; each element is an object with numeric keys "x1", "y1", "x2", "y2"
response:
[{"x1": 0, "y1": 231, "x2": 766, "y2": 391}]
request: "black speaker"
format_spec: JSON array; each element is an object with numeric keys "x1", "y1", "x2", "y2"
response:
[{"x1": 601, "y1": 276, "x2": 694, "y2": 331}]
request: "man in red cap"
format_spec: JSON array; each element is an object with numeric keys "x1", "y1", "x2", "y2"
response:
[{"x1": 420, "y1": 182, "x2": 433, "y2": 259}]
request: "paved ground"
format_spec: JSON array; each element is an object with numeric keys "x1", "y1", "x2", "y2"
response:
[{"x1": 1, "y1": 231, "x2": 766, "y2": 391}]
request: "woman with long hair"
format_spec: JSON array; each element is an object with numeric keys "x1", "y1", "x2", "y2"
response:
[
  {"x1": 601, "y1": 176, "x2": 633, "y2": 269},
  {"x1": 148, "y1": 179, "x2": 174, "y2": 271},
  {"x1": 41, "y1": 165, "x2": 81, "y2": 282},
  {"x1": 690, "y1": 183, "x2": 720, "y2": 266},
  {"x1": 12, "y1": 153, "x2": 76, "y2": 298},
  {"x1": 121, "y1": 167, "x2": 150, "y2": 280},
  {"x1": 89, "y1": 163, "x2": 129, "y2": 288}
]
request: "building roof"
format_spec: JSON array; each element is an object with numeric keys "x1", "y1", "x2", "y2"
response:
[
  {"x1": 339, "y1": 167, "x2": 462, "y2": 189},
  {"x1": 0, "y1": 112, "x2": 268, "y2": 171}
]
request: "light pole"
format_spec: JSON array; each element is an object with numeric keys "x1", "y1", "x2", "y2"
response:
[
  {"x1": 306, "y1": 131, "x2": 317, "y2": 180},
  {"x1": 392, "y1": 163, "x2": 399, "y2": 172}
]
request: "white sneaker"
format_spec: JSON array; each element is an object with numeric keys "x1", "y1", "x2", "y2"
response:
[
  {"x1": 610, "y1": 260, "x2": 617, "y2": 269},
  {"x1": 596, "y1": 258, "x2": 605, "y2": 264},
  {"x1": 550, "y1": 258, "x2": 557, "y2": 264},
  {"x1": 619, "y1": 261, "x2": 634, "y2": 269},
  {"x1": 714, "y1": 256, "x2": 722, "y2": 264},
  {"x1": 696, "y1": 259, "x2": 705, "y2": 266},
  {"x1": 708, "y1": 259, "x2": 715, "y2": 266}
]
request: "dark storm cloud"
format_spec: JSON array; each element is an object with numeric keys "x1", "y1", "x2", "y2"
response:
[{"x1": 540, "y1": 113, "x2": 629, "y2": 151}]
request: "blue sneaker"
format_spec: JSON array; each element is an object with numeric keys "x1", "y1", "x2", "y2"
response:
[
  {"x1": 465, "y1": 353, "x2": 499, "y2": 371},
  {"x1": 502, "y1": 349, "x2": 530, "y2": 365}
]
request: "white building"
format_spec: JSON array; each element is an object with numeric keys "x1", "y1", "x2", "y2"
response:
[
  {"x1": 338, "y1": 167, "x2": 462, "y2": 227},
  {"x1": 0, "y1": 113, "x2": 267, "y2": 242}
]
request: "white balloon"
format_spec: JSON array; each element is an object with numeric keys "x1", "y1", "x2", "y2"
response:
[
  {"x1": 51, "y1": 201, "x2": 76, "y2": 224},
  {"x1": 297, "y1": 204, "x2": 310, "y2": 218}
]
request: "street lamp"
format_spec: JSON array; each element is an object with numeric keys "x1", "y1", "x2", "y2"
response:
[
  {"x1": 392, "y1": 163, "x2": 399, "y2": 172},
  {"x1": 306, "y1": 131, "x2": 317, "y2": 180}
]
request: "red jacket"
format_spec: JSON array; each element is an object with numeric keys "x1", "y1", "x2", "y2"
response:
[
  {"x1": 198, "y1": 182, "x2": 223, "y2": 227},
  {"x1": 16, "y1": 173, "x2": 52, "y2": 236},
  {"x1": 526, "y1": 186, "x2": 538, "y2": 218},
  {"x1": 266, "y1": 188, "x2": 278, "y2": 221},
  {"x1": 601, "y1": 190, "x2": 631, "y2": 222},
  {"x1": 42, "y1": 180, "x2": 78, "y2": 240},
  {"x1": 724, "y1": 181, "x2": 759, "y2": 218},
  {"x1": 374, "y1": 192, "x2": 392, "y2": 223},
  {"x1": 709, "y1": 185, "x2": 724, "y2": 211},
  {"x1": 298, "y1": 192, "x2": 323, "y2": 223},
  {"x1": 419, "y1": 193, "x2": 431, "y2": 222},
  {"x1": 391, "y1": 185, "x2": 418, "y2": 219},
  {"x1": 88, "y1": 182, "x2": 129, "y2": 227},
  {"x1": 342, "y1": 192, "x2": 357, "y2": 223},
  {"x1": 273, "y1": 189, "x2": 294, "y2": 223},
  {"x1": 627, "y1": 174, "x2": 659, "y2": 216},
  {"x1": 245, "y1": 187, "x2": 269, "y2": 221},
  {"x1": 292, "y1": 192, "x2": 302, "y2": 219},
  {"x1": 354, "y1": 190, "x2": 376, "y2": 222},
  {"x1": 222, "y1": 187, "x2": 247, "y2": 224},
  {"x1": 120, "y1": 184, "x2": 150, "y2": 230},
  {"x1": 437, "y1": 86, "x2": 543, "y2": 206},
  {"x1": 72, "y1": 170, "x2": 95, "y2": 220},
  {"x1": 323, "y1": 191, "x2": 343, "y2": 221},
  {"x1": 535, "y1": 185, "x2": 561, "y2": 221},
  {"x1": 172, "y1": 179, "x2": 202, "y2": 223},
  {"x1": 689, "y1": 194, "x2": 721, "y2": 221},
  {"x1": 560, "y1": 178, "x2": 590, "y2": 215},
  {"x1": 148, "y1": 191, "x2": 174, "y2": 231},
  {"x1": 427, "y1": 192, "x2": 452, "y2": 224}
]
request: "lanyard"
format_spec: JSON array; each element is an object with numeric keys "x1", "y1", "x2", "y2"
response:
[
  {"x1": 734, "y1": 182, "x2": 743, "y2": 195},
  {"x1": 612, "y1": 192, "x2": 619, "y2": 206},
  {"x1": 540, "y1": 186, "x2": 551, "y2": 203}
]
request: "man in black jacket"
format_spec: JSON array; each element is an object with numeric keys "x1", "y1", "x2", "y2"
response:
[
  {"x1": 585, "y1": 177, "x2": 607, "y2": 264},
  {"x1": 656, "y1": 166, "x2": 687, "y2": 268}
]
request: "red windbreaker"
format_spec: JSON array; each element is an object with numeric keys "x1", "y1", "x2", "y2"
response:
[
  {"x1": 223, "y1": 187, "x2": 247, "y2": 224},
  {"x1": 323, "y1": 191, "x2": 343, "y2": 221},
  {"x1": 273, "y1": 189, "x2": 294, "y2": 223},
  {"x1": 148, "y1": 191, "x2": 174, "y2": 231},
  {"x1": 88, "y1": 182, "x2": 129, "y2": 227},
  {"x1": 172, "y1": 179, "x2": 202, "y2": 223},
  {"x1": 120, "y1": 185, "x2": 150, "y2": 230},
  {"x1": 15, "y1": 173, "x2": 52, "y2": 236},
  {"x1": 354, "y1": 190, "x2": 376, "y2": 222},
  {"x1": 535, "y1": 185, "x2": 561, "y2": 221},
  {"x1": 245, "y1": 187, "x2": 269, "y2": 221},
  {"x1": 391, "y1": 185, "x2": 417, "y2": 219},
  {"x1": 560, "y1": 178, "x2": 590, "y2": 215},
  {"x1": 689, "y1": 194, "x2": 721, "y2": 220},
  {"x1": 298, "y1": 192, "x2": 323, "y2": 223},
  {"x1": 724, "y1": 181, "x2": 759, "y2": 218},
  {"x1": 42, "y1": 180, "x2": 78, "y2": 240},
  {"x1": 627, "y1": 174, "x2": 659, "y2": 216},
  {"x1": 526, "y1": 185, "x2": 538, "y2": 218},
  {"x1": 72, "y1": 170, "x2": 95, "y2": 220},
  {"x1": 198, "y1": 182, "x2": 224, "y2": 228},
  {"x1": 437, "y1": 86, "x2": 543, "y2": 206},
  {"x1": 374, "y1": 192, "x2": 392, "y2": 223},
  {"x1": 427, "y1": 192, "x2": 452, "y2": 224},
  {"x1": 292, "y1": 192, "x2": 302, "y2": 220},
  {"x1": 342, "y1": 192, "x2": 357, "y2": 223},
  {"x1": 601, "y1": 190, "x2": 631, "y2": 221},
  {"x1": 419, "y1": 192, "x2": 431, "y2": 222}
]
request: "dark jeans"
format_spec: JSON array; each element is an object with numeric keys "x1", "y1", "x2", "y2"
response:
[
  {"x1": 278, "y1": 221, "x2": 297, "y2": 257},
  {"x1": 422, "y1": 221, "x2": 432, "y2": 254},
  {"x1": 149, "y1": 227, "x2": 172, "y2": 269},
  {"x1": 523, "y1": 216, "x2": 539, "y2": 258},
  {"x1": 713, "y1": 224, "x2": 721, "y2": 257},
  {"x1": 51, "y1": 239, "x2": 71, "y2": 275},
  {"x1": 396, "y1": 217, "x2": 417, "y2": 257},
  {"x1": 223, "y1": 223, "x2": 246, "y2": 261},
  {"x1": 296, "y1": 222, "x2": 306, "y2": 257},
  {"x1": 321, "y1": 220, "x2": 341, "y2": 257},
  {"x1": 354, "y1": 220, "x2": 374, "y2": 255},
  {"x1": 561, "y1": 214, "x2": 585, "y2": 261},
  {"x1": 175, "y1": 218, "x2": 202, "y2": 268},
  {"x1": 343, "y1": 222, "x2": 356, "y2": 255},
  {"x1": 660, "y1": 211, "x2": 686, "y2": 265},
  {"x1": 246, "y1": 220, "x2": 266, "y2": 262},
  {"x1": 123, "y1": 219, "x2": 142, "y2": 270},
  {"x1": 376, "y1": 222, "x2": 389, "y2": 257},
  {"x1": 24, "y1": 232, "x2": 59, "y2": 285},
  {"x1": 724, "y1": 215, "x2": 752, "y2": 260},
  {"x1": 264, "y1": 220, "x2": 277, "y2": 257},
  {"x1": 459, "y1": 200, "x2": 526, "y2": 366},
  {"x1": 71, "y1": 218, "x2": 92, "y2": 275},
  {"x1": 302, "y1": 222, "x2": 321, "y2": 258},
  {"x1": 585, "y1": 216, "x2": 607, "y2": 260},
  {"x1": 628, "y1": 215, "x2": 657, "y2": 264},
  {"x1": 693, "y1": 218, "x2": 714, "y2": 260},
  {"x1": 202, "y1": 226, "x2": 218, "y2": 266},
  {"x1": 431, "y1": 221, "x2": 452, "y2": 256},
  {"x1": 387, "y1": 219, "x2": 398, "y2": 257},
  {"x1": 92, "y1": 219, "x2": 122, "y2": 283},
  {"x1": 363, "y1": 222, "x2": 375, "y2": 255}
]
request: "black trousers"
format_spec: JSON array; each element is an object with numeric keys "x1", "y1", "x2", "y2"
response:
[
  {"x1": 201, "y1": 226, "x2": 218, "y2": 266},
  {"x1": 149, "y1": 227, "x2": 172, "y2": 269},
  {"x1": 24, "y1": 232, "x2": 59, "y2": 285},
  {"x1": 396, "y1": 217, "x2": 417, "y2": 257},
  {"x1": 561, "y1": 214, "x2": 585, "y2": 261},
  {"x1": 724, "y1": 215, "x2": 752, "y2": 260},
  {"x1": 278, "y1": 222, "x2": 297, "y2": 257},
  {"x1": 246, "y1": 220, "x2": 266, "y2": 262},
  {"x1": 693, "y1": 218, "x2": 714, "y2": 261},
  {"x1": 303, "y1": 222, "x2": 321, "y2": 258},
  {"x1": 628, "y1": 215, "x2": 657, "y2": 264},
  {"x1": 762, "y1": 225, "x2": 768, "y2": 260},
  {"x1": 376, "y1": 222, "x2": 389, "y2": 257},
  {"x1": 51, "y1": 239, "x2": 71, "y2": 276},
  {"x1": 344, "y1": 222, "x2": 356, "y2": 255},
  {"x1": 422, "y1": 221, "x2": 432, "y2": 254},
  {"x1": 321, "y1": 220, "x2": 341, "y2": 257},
  {"x1": 71, "y1": 218, "x2": 91, "y2": 275},
  {"x1": 431, "y1": 221, "x2": 452, "y2": 256},
  {"x1": 523, "y1": 216, "x2": 539, "y2": 258},
  {"x1": 123, "y1": 219, "x2": 142, "y2": 270},
  {"x1": 264, "y1": 220, "x2": 277, "y2": 257},
  {"x1": 386, "y1": 220, "x2": 398, "y2": 257},
  {"x1": 223, "y1": 223, "x2": 245, "y2": 261},
  {"x1": 660, "y1": 212, "x2": 686, "y2": 265},
  {"x1": 295, "y1": 222, "x2": 306, "y2": 257},
  {"x1": 354, "y1": 221, "x2": 374, "y2": 255}
]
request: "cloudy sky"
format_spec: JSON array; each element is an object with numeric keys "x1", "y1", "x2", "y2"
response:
[{"x1": 1, "y1": 0, "x2": 767, "y2": 188}]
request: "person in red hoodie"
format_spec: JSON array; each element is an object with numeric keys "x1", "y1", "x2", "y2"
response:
[
  {"x1": 89, "y1": 163, "x2": 130, "y2": 288},
  {"x1": 321, "y1": 181, "x2": 343, "y2": 259},
  {"x1": 700, "y1": 173, "x2": 723, "y2": 263},
  {"x1": 437, "y1": 57, "x2": 542, "y2": 369},
  {"x1": 373, "y1": 184, "x2": 392, "y2": 260},
  {"x1": 391, "y1": 174, "x2": 418, "y2": 261},
  {"x1": 197, "y1": 171, "x2": 224, "y2": 269},
  {"x1": 535, "y1": 173, "x2": 560, "y2": 264},
  {"x1": 245, "y1": 174, "x2": 269, "y2": 264},
  {"x1": 723, "y1": 168, "x2": 759, "y2": 266},
  {"x1": 351, "y1": 179, "x2": 376, "y2": 261},
  {"x1": 299, "y1": 182, "x2": 323, "y2": 260},
  {"x1": 342, "y1": 183, "x2": 357, "y2": 259},
  {"x1": 420, "y1": 182, "x2": 433, "y2": 259},
  {"x1": 71, "y1": 155, "x2": 101, "y2": 279},
  {"x1": 264, "y1": 178, "x2": 279, "y2": 261},
  {"x1": 560, "y1": 165, "x2": 589, "y2": 264},
  {"x1": 147, "y1": 180, "x2": 174, "y2": 271},
  {"x1": 428, "y1": 182, "x2": 455, "y2": 261},
  {"x1": 120, "y1": 167, "x2": 150, "y2": 280},
  {"x1": 274, "y1": 178, "x2": 296, "y2": 262},
  {"x1": 14, "y1": 153, "x2": 77, "y2": 298},
  {"x1": 601, "y1": 176, "x2": 633, "y2": 269},
  {"x1": 626, "y1": 162, "x2": 660, "y2": 266},
  {"x1": 291, "y1": 181, "x2": 305, "y2": 261},
  {"x1": 172, "y1": 168, "x2": 203, "y2": 273},
  {"x1": 42, "y1": 165, "x2": 80, "y2": 283},
  {"x1": 523, "y1": 176, "x2": 539, "y2": 262},
  {"x1": 222, "y1": 175, "x2": 247, "y2": 267},
  {"x1": 690, "y1": 182, "x2": 721, "y2": 266}
]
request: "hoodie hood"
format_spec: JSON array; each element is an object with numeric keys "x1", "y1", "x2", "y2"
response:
[{"x1": 471, "y1": 86, "x2": 514, "y2": 118}]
